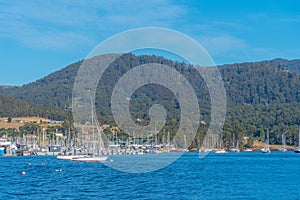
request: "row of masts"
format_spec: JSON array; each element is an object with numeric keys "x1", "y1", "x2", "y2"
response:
[{"x1": 200, "y1": 127, "x2": 300, "y2": 154}]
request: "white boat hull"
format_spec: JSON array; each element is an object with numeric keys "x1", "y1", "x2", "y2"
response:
[
  {"x1": 72, "y1": 156, "x2": 108, "y2": 162},
  {"x1": 57, "y1": 155, "x2": 85, "y2": 160},
  {"x1": 261, "y1": 147, "x2": 271, "y2": 153},
  {"x1": 294, "y1": 147, "x2": 300, "y2": 153},
  {"x1": 202, "y1": 148, "x2": 213, "y2": 153},
  {"x1": 214, "y1": 149, "x2": 227, "y2": 154},
  {"x1": 278, "y1": 147, "x2": 287, "y2": 152},
  {"x1": 229, "y1": 148, "x2": 240, "y2": 152},
  {"x1": 244, "y1": 148, "x2": 253, "y2": 152}
]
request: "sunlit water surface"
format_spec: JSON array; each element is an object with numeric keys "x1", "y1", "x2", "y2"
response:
[{"x1": 0, "y1": 152, "x2": 299, "y2": 199}]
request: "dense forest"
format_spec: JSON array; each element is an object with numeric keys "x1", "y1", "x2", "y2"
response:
[
  {"x1": 0, "y1": 93, "x2": 69, "y2": 120},
  {"x1": 1, "y1": 54, "x2": 300, "y2": 147}
]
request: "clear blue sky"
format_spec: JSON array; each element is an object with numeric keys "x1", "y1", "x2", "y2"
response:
[{"x1": 0, "y1": 0, "x2": 299, "y2": 85}]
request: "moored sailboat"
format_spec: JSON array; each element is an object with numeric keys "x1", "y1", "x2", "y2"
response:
[
  {"x1": 57, "y1": 154, "x2": 86, "y2": 160},
  {"x1": 214, "y1": 132, "x2": 227, "y2": 154},
  {"x1": 294, "y1": 128, "x2": 300, "y2": 154},
  {"x1": 71, "y1": 155, "x2": 107, "y2": 162},
  {"x1": 244, "y1": 148, "x2": 253, "y2": 152},
  {"x1": 214, "y1": 149, "x2": 227, "y2": 154},
  {"x1": 229, "y1": 133, "x2": 240, "y2": 152},
  {"x1": 66, "y1": 94, "x2": 108, "y2": 162},
  {"x1": 261, "y1": 146, "x2": 271, "y2": 153},
  {"x1": 261, "y1": 129, "x2": 271, "y2": 154},
  {"x1": 278, "y1": 133, "x2": 287, "y2": 152}
]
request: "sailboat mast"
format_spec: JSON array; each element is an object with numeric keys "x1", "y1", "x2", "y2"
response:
[
  {"x1": 167, "y1": 131, "x2": 170, "y2": 152},
  {"x1": 184, "y1": 134, "x2": 187, "y2": 150},
  {"x1": 298, "y1": 127, "x2": 300, "y2": 148},
  {"x1": 91, "y1": 94, "x2": 94, "y2": 154},
  {"x1": 282, "y1": 134, "x2": 286, "y2": 149},
  {"x1": 267, "y1": 129, "x2": 269, "y2": 147}
]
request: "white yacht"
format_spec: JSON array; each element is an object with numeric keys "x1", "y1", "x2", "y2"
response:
[
  {"x1": 214, "y1": 149, "x2": 227, "y2": 154},
  {"x1": 244, "y1": 148, "x2": 253, "y2": 152},
  {"x1": 294, "y1": 128, "x2": 300, "y2": 154},
  {"x1": 57, "y1": 154, "x2": 86, "y2": 160},
  {"x1": 71, "y1": 155, "x2": 108, "y2": 162},
  {"x1": 261, "y1": 129, "x2": 271, "y2": 154},
  {"x1": 278, "y1": 134, "x2": 287, "y2": 152},
  {"x1": 229, "y1": 147, "x2": 240, "y2": 152},
  {"x1": 261, "y1": 146, "x2": 271, "y2": 154}
]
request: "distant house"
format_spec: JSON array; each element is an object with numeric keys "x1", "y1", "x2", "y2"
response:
[
  {"x1": 102, "y1": 124, "x2": 110, "y2": 128},
  {"x1": 50, "y1": 120, "x2": 64, "y2": 124}
]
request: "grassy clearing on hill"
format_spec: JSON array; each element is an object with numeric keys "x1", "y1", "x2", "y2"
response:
[{"x1": 0, "y1": 117, "x2": 61, "y2": 129}]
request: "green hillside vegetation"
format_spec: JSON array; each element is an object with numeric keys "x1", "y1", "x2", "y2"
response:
[
  {"x1": 1, "y1": 54, "x2": 300, "y2": 148},
  {"x1": 0, "y1": 93, "x2": 69, "y2": 120},
  {"x1": 220, "y1": 60, "x2": 300, "y2": 104}
]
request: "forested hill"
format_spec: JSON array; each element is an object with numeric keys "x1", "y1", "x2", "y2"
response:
[
  {"x1": 220, "y1": 59, "x2": 300, "y2": 105},
  {"x1": 269, "y1": 58, "x2": 300, "y2": 72},
  {"x1": 1, "y1": 54, "x2": 300, "y2": 146},
  {"x1": 1, "y1": 54, "x2": 300, "y2": 108},
  {"x1": 0, "y1": 94, "x2": 69, "y2": 120}
]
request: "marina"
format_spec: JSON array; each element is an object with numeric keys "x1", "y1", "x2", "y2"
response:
[{"x1": 2, "y1": 128, "x2": 300, "y2": 158}]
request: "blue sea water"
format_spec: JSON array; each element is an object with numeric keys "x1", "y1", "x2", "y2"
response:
[{"x1": 0, "y1": 152, "x2": 299, "y2": 200}]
